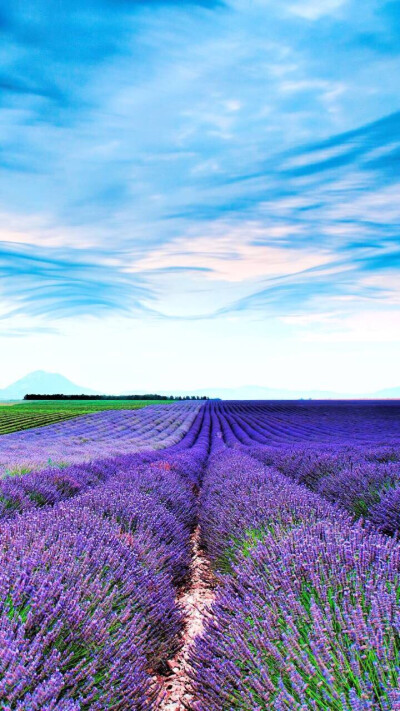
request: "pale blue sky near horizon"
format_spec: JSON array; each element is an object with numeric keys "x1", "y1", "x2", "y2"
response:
[{"x1": 1, "y1": 0, "x2": 400, "y2": 393}]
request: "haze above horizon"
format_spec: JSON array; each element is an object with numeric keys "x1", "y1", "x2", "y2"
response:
[{"x1": 1, "y1": 370, "x2": 400, "y2": 401}]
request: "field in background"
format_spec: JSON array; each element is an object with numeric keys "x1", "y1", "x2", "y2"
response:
[
  {"x1": 0, "y1": 399, "x2": 173, "y2": 435},
  {"x1": 3, "y1": 400, "x2": 400, "y2": 709}
]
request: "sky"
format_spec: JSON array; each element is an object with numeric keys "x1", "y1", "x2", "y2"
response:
[{"x1": 1, "y1": 0, "x2": 400, "y2": 393}]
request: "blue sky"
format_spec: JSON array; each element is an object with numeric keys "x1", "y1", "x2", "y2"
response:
[{"x1": 1, "y1": 0, "x2": 400, "y2": 393}]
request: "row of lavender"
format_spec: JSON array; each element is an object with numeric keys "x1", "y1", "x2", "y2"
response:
[
  {"x1": 191, "y1": 448, "x2": 400, "y2": 710},
  {"x1": 0, "y1": 403, "x2": 203, "y2": 523},
  {"x1": 0, "y1": 403, "x2": 213, "y2": 708},
  {"x1": 4, "y1": 399, "x2": 400, "y2": 535},
  {"x1": 214, "y1": 400, "x2": 400, "y2": 446},
  {"x1": 249, "y1": 444, "x2": 400, "y2": 535},
  {"x1": 0, "y1": 401, "x2": 212, "y2": 528},
  {"x1": 214, "y1": 401, "x2": 400, "y2": 535},
  {"x1": 0, "y1": 421, "x2": 212, "y2": 709},
  {"x1": 0, "y1": 402, "x2": 201, "y2": 477}
]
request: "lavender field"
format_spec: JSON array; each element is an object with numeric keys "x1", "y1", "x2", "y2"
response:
[{"x1": 1, "y1": 399, "x2": 400, "y2": 710}]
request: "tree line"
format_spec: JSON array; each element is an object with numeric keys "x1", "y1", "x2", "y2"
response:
[{"x1": 24, "y1": 394, "x2": 210, "y2": 401}]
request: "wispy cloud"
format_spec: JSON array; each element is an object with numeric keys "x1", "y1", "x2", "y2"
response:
[
  {"x1": 287, "y1": 0, "x2": 347, "y2": 21},
  {"x1": 0, "y1": 242, "x2": 151, "y2": 319},
  {"x1": 133, "y1": 224, "x2": 330, "y2": 283},
  {"x1": 0, "y1": 325, "x2": 59, "y2": 338}
]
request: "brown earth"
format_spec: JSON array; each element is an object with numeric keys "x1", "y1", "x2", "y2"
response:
[{"x1": 155, "y1": 526, "x2": 215, "y2": 710}]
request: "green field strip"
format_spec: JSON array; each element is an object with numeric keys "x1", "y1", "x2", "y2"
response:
[{"x1": 0, "y1": 400, "x2": 172, "y2": 435}]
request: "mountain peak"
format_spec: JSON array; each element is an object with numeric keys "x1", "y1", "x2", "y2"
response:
[{"x1": 0, "y1": 371, "x2": 96, "y2": 400}]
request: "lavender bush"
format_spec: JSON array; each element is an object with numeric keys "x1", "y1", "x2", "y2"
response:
[
  {"x1": 0, "y1": 402, "x2": 200, "y2": 476},
  {"x1": 191, "y1": 448, "x2": 400, "y2": 710},
  {"x1": 248, "y1": 444, "x2": 400, "y2": 530},
  {"x1": 0, "y1": 446, "x2": 205, "y2": 708}
]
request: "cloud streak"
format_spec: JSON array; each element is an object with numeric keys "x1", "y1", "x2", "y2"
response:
[{"x1": 0, "y1": 242, "x2": 151, "y2": 319}]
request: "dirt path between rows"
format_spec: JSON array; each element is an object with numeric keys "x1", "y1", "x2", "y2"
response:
[{"x1": 156, "y1": 525, "x2": 215, "y2": 710}]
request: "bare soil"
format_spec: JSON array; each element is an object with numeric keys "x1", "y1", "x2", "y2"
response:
[{"x1": 155, "y1": 526, "x2": 215, "y2": 710}]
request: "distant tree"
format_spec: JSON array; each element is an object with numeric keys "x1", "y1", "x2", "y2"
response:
[{"x1": 24, "y1": 393, "x2": 209, "y2": 401}]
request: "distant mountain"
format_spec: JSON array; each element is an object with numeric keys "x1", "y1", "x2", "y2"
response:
[
  {"x1": 160, "y1": 385, "x2": 355, "y2": 400},
  {"x1": 0, "y1": 371, "x2": 97, "y2": 400},
  {"x1": 373, "y1": 387, "x2": 400, "y2": 398},
  {"x1": 159, "y1": 385, "x2": 400, "y2": 400},
  {"x1": 2, "y1": 371, "x2": 400, "y2": 401}
]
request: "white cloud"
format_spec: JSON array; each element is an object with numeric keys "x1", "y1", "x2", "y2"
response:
[
  {"x1": 324, "y1": 184, "x2": 400, "y2": 224},
  {"x1": 0, "y1": 212, "x2": 97, "y2": 249},
  {"x1": 288, "y1": 0, "x2": 347, "y2": 20},
  {"x1": 361, "y1": 273, "x2": 400, "y2": 305},
  {"x1": 131, "y1": 222, "x2": 332, "y2": 283},
  {"x1": 282, "y1": 141, "x2": 353, "y2": 170}
]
